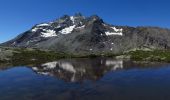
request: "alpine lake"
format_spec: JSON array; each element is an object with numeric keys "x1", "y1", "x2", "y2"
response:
[{"x1": 0, "y1": 57, "x2": 170, "y2": 100}]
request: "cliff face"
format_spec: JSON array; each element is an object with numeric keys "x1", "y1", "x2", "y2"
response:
[{"x1": 2, "y1": 14, "x2": 170, "y2": 54}]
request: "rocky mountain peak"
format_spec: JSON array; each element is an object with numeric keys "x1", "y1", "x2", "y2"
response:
[
  {"x1": 89, "y1": 15, "x2": 102, "y2": 21},
  {"x1": 2, "y1": 13, "x2": 170, "y2": 55},
  {"x1": 74, "y1": 12, "x2": 83, "y2": 17}
]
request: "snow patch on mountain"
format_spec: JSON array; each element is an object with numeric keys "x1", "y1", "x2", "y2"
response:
[
  {"x1": 31, "y1": 27, "x2": 44, "y2": 32},
  {"x1": 37, "y1": 23, "x2": 49, "y2": 27},
  {"x1": 105, "y1": 31, "x2": 123, "y2": 36},
  {"x1": 70, "y1": 16, "x2": 75, "y2": 24},
  {"x1": 111, "y1": 27, "x2": 123, "y2": 32},
  {"x1": 41, "y1": 29, "x2": 57, "y2": 37},
  {"x1": 31, "y1": 28, "x2": 38, "y2": 32},
  {"x1": 105, "y1": 27, "x2": 123, "y2": 36},
  {"x1": 59, "y1": 25, "x2": 76, "y2": 34},
  {"x1": 31, "y1": 23, "x2": 51, "y2": 32}
]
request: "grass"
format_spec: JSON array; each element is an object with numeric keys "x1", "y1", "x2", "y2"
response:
[
  {"x1": 9, "y1": 48, "x2": 121, "y2": 65},
  {"x1": 126, "y1": 50, "x2": 170, "y2": 62},
  {"x1": 11, "y1": 49, "x2": 69, "y2": 65},
  {"x1": 2, "y1": 46, "x2": 170, "y2": 66}
]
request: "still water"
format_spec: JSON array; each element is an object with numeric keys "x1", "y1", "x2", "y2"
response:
[{"x1": 0, "y1": 58, "x2": 170, "y2": 100}]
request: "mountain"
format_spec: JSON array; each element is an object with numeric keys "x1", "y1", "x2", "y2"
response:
[{"x1": 2, "y1": 13, "x2": 170, "y2": 55}]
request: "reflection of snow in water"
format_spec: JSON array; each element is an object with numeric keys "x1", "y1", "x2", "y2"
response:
[
  {"x1": 41, "y1": 61, "x2": 76, "y2": 73},
  {"x1": 58, "y1": 62, "x2": 76, "y2": 73},
  {"x1": 42, "y1": 61, "x2": 58, "y2": 69},
  {"x1": 31, "y1": 59, "x2": 124, "y2": 81},
  {"x1": 41, "y1": 61, "x2": 86, "y2": 74},
  {"x1": 71, "y1": 73, "x2": 76, "y2": 82},
  {"x1": 32, "y1": 67, "x2": 38, "y2": 71},
  {"x1": 38, "y1": 72, "x2": 49, "y2": 75},
  {"x1": 105, "y1": 60, "x2": 123, "y2": 70},
  {"x1": 40, "y1": 61, "x2": 78, "y2": 82}
]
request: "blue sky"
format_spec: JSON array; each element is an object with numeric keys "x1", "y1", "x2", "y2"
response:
[{"x1": 0, "y1": 0, "x2": 170, "y2": 43}]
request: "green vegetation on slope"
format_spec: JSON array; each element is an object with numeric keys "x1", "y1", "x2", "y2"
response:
[{"x1": 126, "y1": 50, "x2": 170, "y2": 62}]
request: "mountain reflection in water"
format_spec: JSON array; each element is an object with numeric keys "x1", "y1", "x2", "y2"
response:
[
  {"x1": 31, "y1": 58, "x2": 123, "y2": 82},
  {"x1": 31, "y1": 58, "x2": 166, "y2": 82},
  {"x1": 1, "y1": 58, "x2": 170, "y2": 100}
]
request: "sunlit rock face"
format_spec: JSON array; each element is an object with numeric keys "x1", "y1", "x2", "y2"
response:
[{"x1": 31, "y1": 58, "x2": 124, "y2": 82}]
